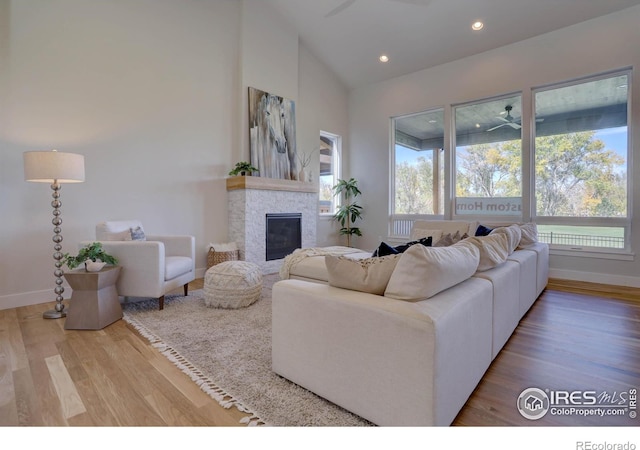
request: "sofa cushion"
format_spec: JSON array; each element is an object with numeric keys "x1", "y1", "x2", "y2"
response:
[
  {"x1": 518, "y1": 222, "x2": 539, "y2": 248},
  {"x1": 462, "y1": 234, "x2": 510, "y2": 271},
  {"x1": 384, "y1": 242, "x2": 480, "y2": 301},
  {"x1": 489, "y1": 224, "x2": 521, "y2": 254},
  {"x1": 326, "y1": 254, "x2": 400, "y2": 295},
  {"x1": 165, "y1": 256, "x2": 193, "y2": 280}
]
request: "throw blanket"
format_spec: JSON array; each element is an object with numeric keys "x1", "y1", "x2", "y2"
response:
[{"x1": 279, "y1": 246, "x2": 365, "y2": 280}]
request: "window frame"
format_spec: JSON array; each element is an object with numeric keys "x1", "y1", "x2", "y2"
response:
[
  {"x1": 531, "y1": 68, "x2": 632, "y2": 254},
  {"x1": 389, "y1": 108, "x2": 445, "y2": 238},
  {"x1": 451, "y1": 92, "x2": 524, "y2": 224},
  {"x1": 318, "y1": 130, "x2": 342, "y2": 217}
]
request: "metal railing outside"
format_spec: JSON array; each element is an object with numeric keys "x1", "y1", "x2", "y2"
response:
[{"x1": 537, "y1": 231, "x2": 624, "y2": 249}]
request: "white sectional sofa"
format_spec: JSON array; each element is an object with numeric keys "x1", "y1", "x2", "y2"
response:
[{"x1": 272, "y1": 220, "x2": 549, "y2": 426}]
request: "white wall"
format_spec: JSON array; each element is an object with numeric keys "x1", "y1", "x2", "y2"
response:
[
  {"x1": 348, "y1": 5, "x2": 640, "y2": 286},
  {"x1": 298, "y1": 44, "x2": 350, "y2": 247},
  {"x1": 0, "y1": 0, "x2": 349, "y2": 308}
]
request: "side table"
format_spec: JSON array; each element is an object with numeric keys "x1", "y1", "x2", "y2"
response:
[{"x1": 63, "y1": 266, "x2": 122, "y2": 330}]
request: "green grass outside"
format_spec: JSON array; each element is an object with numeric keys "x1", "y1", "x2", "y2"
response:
[{"x1": 537, "y1": 225, "x2": 624, "y2": 237}]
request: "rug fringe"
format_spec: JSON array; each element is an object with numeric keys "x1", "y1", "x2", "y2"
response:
[{"x1": 123, "y1": 314, "x2": 269, "y2": 426}]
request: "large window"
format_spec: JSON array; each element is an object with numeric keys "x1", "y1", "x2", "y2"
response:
[
  {"x1": 390, "y1": 109, "x2": 444, "y2": 235},
  {"x1": 453, "y1": 94, "x2": 522, "y2": 218},
  {"x1": 319, "y1": 131, "x2": 341, "y2": 215},
  {"x1": 388, "y1": 69, "x2": 631, "y2": 253},
  {"x1": 533, "y1": 71, "x2": 630, "y2": 250}
]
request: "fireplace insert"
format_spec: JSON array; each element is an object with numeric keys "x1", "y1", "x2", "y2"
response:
[{"x1": 265, "y1": 213, "x2": 302, "y2": 261}]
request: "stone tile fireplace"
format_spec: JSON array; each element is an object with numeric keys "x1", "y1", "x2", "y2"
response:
[{"x1": 227, "y1": 176, "x2": 317, "y2": 274}]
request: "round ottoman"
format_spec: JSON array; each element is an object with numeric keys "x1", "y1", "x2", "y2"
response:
[{"x1": 204, "y1": 261, "x2": 263, "y2": 309}]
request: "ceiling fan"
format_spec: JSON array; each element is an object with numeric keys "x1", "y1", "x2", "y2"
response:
[
  {"x1": 325, "y1": 0, "x2": 432, "y2": 18},
  {"x1": 487, "y1": 105, "x2": 521, "y2": 131},
  {"x1": 486, "y1": 105, "x2": 544, "y2": 132}
]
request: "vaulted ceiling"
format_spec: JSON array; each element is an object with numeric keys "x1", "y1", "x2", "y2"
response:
[{"x1": 264, "y1": 0, "x2": 640, "y2": 90}]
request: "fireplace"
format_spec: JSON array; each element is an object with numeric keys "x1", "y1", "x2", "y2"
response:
[{"x1": 266, "y1": 213, "x2": 302, "y2": 261}]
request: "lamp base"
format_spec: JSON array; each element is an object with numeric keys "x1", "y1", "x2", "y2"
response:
[{"x1": 43, "y1": 309, "x2": 67, "y2": 319}]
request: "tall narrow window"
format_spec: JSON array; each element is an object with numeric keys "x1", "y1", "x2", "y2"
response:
[
  {"x1": 533, "y1": 71, "x2": 630, "y2": 250},
  {"x1": 453, "y1": 94, "x2": 522, "y2": 218},
  {"x1": 319, "y1": 131, "x2": 341, "y2": 215},
  {"x1": 390, "y1": 108, "x2": 444, "y2": 236}
]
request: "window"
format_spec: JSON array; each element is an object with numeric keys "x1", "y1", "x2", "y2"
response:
[
  {"x1": 319, "y1": 131, "x2": 341, "y2": 215},
  {"x1": 533, "y1": 71, "x2": 630, "y2": 250},
  {"x1": 390, "y1": 108, "x2": 444, "y2": 236},
  {"x1": 453, "y1": 94, "x2": 522, "y2": 218}
]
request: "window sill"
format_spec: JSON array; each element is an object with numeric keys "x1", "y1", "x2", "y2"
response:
[{"x1": 549, "y1": 246, "x2": 635, "y2": 261}]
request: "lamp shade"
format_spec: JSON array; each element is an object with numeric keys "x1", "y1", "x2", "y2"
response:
[{"x1": 24, "y1": 150, "x2": 85, "y2": 183}]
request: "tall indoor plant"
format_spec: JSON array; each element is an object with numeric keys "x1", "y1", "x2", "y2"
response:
[{"x1": 332, "y1": 178, "x2": 363, "y2": 247}]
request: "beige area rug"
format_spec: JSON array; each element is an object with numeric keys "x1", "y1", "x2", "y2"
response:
[{"x1": 122, "y1": 274, "x2": 373, "y2": 426}]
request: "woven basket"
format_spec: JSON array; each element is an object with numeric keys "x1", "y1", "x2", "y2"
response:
[{"x1": 207, "y1": 248, "x2": 240, "y2": 269}]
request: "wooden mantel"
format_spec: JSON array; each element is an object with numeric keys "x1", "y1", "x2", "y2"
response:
[{"x1": 226, "y1": 176, "x2": 318, "y2": 193}]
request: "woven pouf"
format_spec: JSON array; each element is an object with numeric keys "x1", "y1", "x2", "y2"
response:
[{"x1": 204, "y1": 261, "x2": 263, "y2": 309}]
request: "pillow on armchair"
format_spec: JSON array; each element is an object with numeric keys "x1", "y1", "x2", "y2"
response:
[{"x1": 96, "y1": 220, "x2": 146, "y2": 241}]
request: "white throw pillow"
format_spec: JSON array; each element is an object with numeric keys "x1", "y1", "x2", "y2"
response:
[
  {"x1": 518, "y1": 222, "x2": 538, "y2": 248},
  {"x1": 326, "y1": 254, "x2": 401, "y2": 295},
  {"x1": 462, "y1": 234, "x2": 510, "y2": 272},
  {"x1": 489, "y1": 224, "x2": 521, "y2": 254},
  {"x1": 384, "y1": 242, "x2": 480, "y2": 302}
]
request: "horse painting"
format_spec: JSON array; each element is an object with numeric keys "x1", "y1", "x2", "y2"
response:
[{"x1": 249, "y1": 87, "x2": 298, "y2": 180}]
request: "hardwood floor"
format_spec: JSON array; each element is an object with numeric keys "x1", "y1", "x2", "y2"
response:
[{"x1": 1, "y1": 279, "x2": 638, "y2": 427}]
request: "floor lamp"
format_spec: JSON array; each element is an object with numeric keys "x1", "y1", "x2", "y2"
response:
[{"x1": 24, "y1": 150, "x2": 85, "y2": 319}]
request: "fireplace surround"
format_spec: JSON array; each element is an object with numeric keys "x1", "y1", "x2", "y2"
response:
[{"x1": 227, "y1": 176, "x2": 317, "y2": 274}]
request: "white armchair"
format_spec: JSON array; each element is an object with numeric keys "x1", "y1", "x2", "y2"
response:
[{"x1": 81, "y1": 220, "x2": 196, "y2": 310}]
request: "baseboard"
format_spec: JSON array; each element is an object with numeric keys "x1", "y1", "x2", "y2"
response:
[
  {"x1": 0, "y1": 288, "x2": 70, "y2": 311},
  {"x1": 549, "y1": 268, "x2": 640, "y2": 289}
]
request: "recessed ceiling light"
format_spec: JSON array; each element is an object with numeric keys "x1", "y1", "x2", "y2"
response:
[
  {"x1": 472, "y1": 21, "x2": 484, "y2": 31},
  {"x1": 379, "y1": 55, "x2": 389, "y2": 63}
]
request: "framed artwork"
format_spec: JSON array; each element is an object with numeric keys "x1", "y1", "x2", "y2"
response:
[{"x1": 248, "y1": 87, "x2": 298, "y2": 180}]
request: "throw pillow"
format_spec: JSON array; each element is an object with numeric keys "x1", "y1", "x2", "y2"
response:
[
  {"x1": 372, "y1": 241, "x2": 400, "y2": 257},
  {"x1": 129, "y1": 226, "x2": 146, "y2": 241},
  {"x1": 462, "y1": 234, "x2": 510, "y2": 271},
  {"x1": 384, "y1": 242, "x2": 480, "y2": 301},
  {"x1": 326, "y1": 254, "x2": 401, "y2": 295},
  {"x1": 372, "y1": 237, "x2": 433, "y2": 257},
  {"x1": 475, "y1": 224, "x2": 493, "y2": 236},
  {"x1": 489, "y1": 224, "x2": 521, "y2": 254},
  {"x1": 409, "y1": 227, "x2": 443, "y2": 243},
  {"x1": 433, "y1": 233, "x2": 455, "y2": 247},
  {"x1": 518, "y1": 222, "x2": 538, "y2": 248}
]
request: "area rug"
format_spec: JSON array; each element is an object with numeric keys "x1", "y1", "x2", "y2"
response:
[{"x1": 122, "y1": 274, "x2": 372, "y2": 426}]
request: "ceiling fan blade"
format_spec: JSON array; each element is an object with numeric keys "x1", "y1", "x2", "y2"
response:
[
  {"x1": 536, "y1": 118, "x2": 545, "y2": 122},
  {"x1": 325, "y1": 0, "x2": 356, "y2": 18},
  {"x1": 487, "y1": 124, "x2": 507, "y2": 132},
  {"x1": 507, "y1": 122, "x2": 522, "y2": 129}
]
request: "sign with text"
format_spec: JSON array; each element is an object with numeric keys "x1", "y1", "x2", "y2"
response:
[{"x1": 456, "y1": 197, "x2": 522, "y2": 215}]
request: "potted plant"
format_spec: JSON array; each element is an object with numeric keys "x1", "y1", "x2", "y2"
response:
[
  {"x1": 332, "y1": 178, "x2": 363, "y2": 247},
  {"x1": 229, "y1": 161, "x2": 259, "y2": 176},
  {"x1": 62, "y1": 242, "x2": 119, "y2": 272}
]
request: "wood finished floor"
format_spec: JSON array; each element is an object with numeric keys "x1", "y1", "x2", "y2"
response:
[{"x1": 1, "y1": 279, "x2": 638, "y2": 427}]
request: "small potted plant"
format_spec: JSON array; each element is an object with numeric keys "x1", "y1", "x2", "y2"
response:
[
  {"x1": 229, "y1": 161, "x2": 259, "y2": 176},
  {"x1": 62, "y1": 242, "x2": 119, "y2": 272}
]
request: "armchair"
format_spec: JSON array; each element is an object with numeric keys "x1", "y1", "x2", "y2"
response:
[{"x1": 81, "y1": 220, "x2": 196, "y2": 310}]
